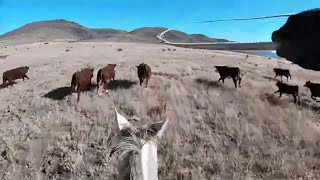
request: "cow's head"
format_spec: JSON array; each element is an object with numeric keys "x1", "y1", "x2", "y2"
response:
[
  {"x1": 214, "y1": 66, "x2": 221, "y2": 72},
  {"x1": 304, "y1": 80, "x2": 311, "y2": 87},
  {"x1": 276, "y1": 81, "x2": 282, "y2": 87}
]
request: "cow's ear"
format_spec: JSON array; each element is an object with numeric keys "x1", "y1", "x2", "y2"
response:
[{"x1": 136, "y1": 66, "x2": 139, "y2": 68}]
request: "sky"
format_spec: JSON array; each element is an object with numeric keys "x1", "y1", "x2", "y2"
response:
[{"x1": 0, "y1": 0, "x2": 319, "y2": 42}]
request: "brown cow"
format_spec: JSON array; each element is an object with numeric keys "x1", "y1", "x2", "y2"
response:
[
  {"x1": 97, "y1": 64, "x2": 117, "y2": 94},
  {"x1": 273, "y1": 68, "x2": 292, "y2": 81},
  {"x1": 274, "y1": 81, "x2": 299, "y2": 103},
  {"x1": 214, "y1": 65, "x2": 241, "y2": 88},
  {"x1": 70, "y1": 68, "x2": 94, "y2": 102},
  {"x1": 136, "y1": 63, "x2": 151, "y2": 87},
  {"x1": 304, "y1": 81, "x2": 320, "y2": 100},
  {"x1": 2, "y1": 66, "x2": 29, "y2": 85}
]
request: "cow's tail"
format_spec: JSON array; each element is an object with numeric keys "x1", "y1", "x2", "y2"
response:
[
  {"x1": 2, "y1": 75, "x2": 6, "y2": 85},
  {"x1": 96, "y1": 69, "x2": 102, "y2": 93},
  {"x1": 238, "y1": 70, "x2": 242, "y2": 87},
  {"x1": 71, "y1": 73, "x2": 77, "y2": 93}
]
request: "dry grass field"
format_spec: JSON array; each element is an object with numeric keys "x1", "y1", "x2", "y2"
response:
[{"x1": 0, "y1": 42, "x2": 320, "y2": 179}]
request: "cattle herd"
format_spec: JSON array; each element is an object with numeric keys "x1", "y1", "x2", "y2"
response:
[{"x1": 1, "y1": 58, "x2": 320, "y2": 104}]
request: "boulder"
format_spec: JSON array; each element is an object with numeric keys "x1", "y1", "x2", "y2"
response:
[{"x1": 272, "y1": 8, "x2": 320, "y2": 70}]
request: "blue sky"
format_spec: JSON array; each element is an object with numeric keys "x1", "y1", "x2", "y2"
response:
[{"x1": 0, "y1": 0, "x2": 319, "y2": 42}]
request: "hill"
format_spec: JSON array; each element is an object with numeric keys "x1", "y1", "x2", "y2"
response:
[{"x1": 0, "y1": 19, "x2": 230, "y2": 45}]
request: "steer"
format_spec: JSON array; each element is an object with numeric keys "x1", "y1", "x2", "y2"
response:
[
  {"x1": 97, "y1": 64, "x2": 117, "y2": 94},
  {"x1": 304, "y1": 81, "x2": 320, "y2": 100},
  {"x1": 71, "y1": 68, "x2": 94, "y2": 102},
  {"x1": 2, "y1": 66, "x2": 29, "y2": 85},
  {"x1": 273, "y1": 68, "x2": 292, "y2": 81},
  {"x1": 136, "y1": 63, "x2": 151, "y2": 87},
  {"x1": 274, "y1": 81, "x2": 299, "y2": 103},
  {"x1": 215, "y1": 65, "x2": 241, "y2": 88}
]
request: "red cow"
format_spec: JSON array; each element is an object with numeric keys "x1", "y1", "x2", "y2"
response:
[
  {"x1": 71, "y1": 68, "x2": 94, "y2": 102},
  {"x1": 97, "y1": 64, "x2": 117, "y2": 94},
  {"x1": 3, "y1": 66, "x2": 29, "y2": 85}
]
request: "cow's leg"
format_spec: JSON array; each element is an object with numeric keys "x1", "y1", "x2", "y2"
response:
[
  {"x1": 139, "y1": 78, "x2": 143, "y2": 87},
  {"x1": 2, "y1": 77, "x2": 6, "y2": 85},
  {"x1": 8, "y1": 79, "x2": 14, "y2": 86},
  {"x1": 145, "y1": 77, "x2": 149, "y2": 87},
  {"x1": 218, "y1": 77, "x2": 222, "y2": 82},
  {"x1": 77, "y1": 84, "x2": 81, "y2": 103},
  {"x1": 280, "y1": 76, "x2": 283, "y2": 81},
  {"x1": 77, "y1": 91, "x2": 81, "y2": 103},
  {"x1": 293, "y1": 94, "x2": 297, "y2": 103},
  {"x1": 232, "y1": 77, "x2": 237, "y2": 88},
  {"x1": 286, "y1": 75, "x2": 289, "y2": 81},
  {"x1": 24, "y1": 75, "x2": 29, "y2": 80},
  {"x1": 274, "y1": 74, "x2": 277, "y2": 79},
  {"x1": 97, "y1": 83, "x2": 100, "y2": 95},
  {"x1": 76, "y1": 83, "x2": 81, "y2": 102},
  {"x1": 104, "y1": 80, "x2": 109, "y2": 94},
  {"x1": 222, "y1": 78, "x2": 225, "y2": 83},
  {"x1": 279, "y1": 92, "x2": 282, "y2": 98}
]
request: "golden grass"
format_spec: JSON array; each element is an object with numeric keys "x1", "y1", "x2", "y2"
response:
[{"x1": 0, "y1": 42, "x2": 320, "y2": 179}]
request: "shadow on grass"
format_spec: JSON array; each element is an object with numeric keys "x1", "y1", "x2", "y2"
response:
[
  {"x1": 43, "y1": 87, "x2": 72, "y2": 100},
  {"x1": 298, "y1": 98, "x2": 320, "y2": 113},
  {"x1": 195, "y1": 78, "x2": 221, "y2": 88},
  {"x1": 109, "y1": 80, "x2": 137, "y2": 90},
  {"x1": 0, "y1": 82, "x2": 17, "y2": 89},
  {"x1": 43, "y1": 84, "x2": 98, "y2": 100}
]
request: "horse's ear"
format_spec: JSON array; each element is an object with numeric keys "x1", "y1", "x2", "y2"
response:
[
  {"x1": 149, "y1": 119, "x2": 169, "y2": 139},
  {"x1": 114, "y1": 108, "x2": 134, "y2": 131},
  {"x1": 158, "y1": 119, "x2": 168, "y2": 138}
]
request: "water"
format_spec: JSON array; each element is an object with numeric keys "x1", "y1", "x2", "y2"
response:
[{"x1": 234, "y1": 50, "x2": 281, "y2": 59}]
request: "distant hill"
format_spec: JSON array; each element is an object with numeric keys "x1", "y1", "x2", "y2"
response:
[
  {"x1": 189, "y1": 34, "x2": 229, "y2": 42},
  {"x1": 0, "y1": 19, "x2": 230, "y2": 45}
]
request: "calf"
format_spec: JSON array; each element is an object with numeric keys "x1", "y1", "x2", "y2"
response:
[
  {"x1": 2, "y1": 66, "x2": 29, "y2": 85},
  {"x1": 304, "y1": 81, "x2": 320, "y2": 100},
  {"x1": 214, "y1": 66, "x2": 241, "y2": 88},
  {"x1": 273, "y1": 68, "x2": 291, "y2": 81},
  {"x1": 97, "y1": 64, "x2": 117, "y2": 94},
  {"x1": 274, "y1": 81, "x2": 299, "y2": 103},
  {"x1": 71, "y1": 68, "x2": 94, "y2": 102},
  {"x1": 136, "y1": 63, "x2": 151, "y2": 87}
]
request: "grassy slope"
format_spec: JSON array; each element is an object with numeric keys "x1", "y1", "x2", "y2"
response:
[{"x1": 0, "y1": 42, "x2": 319, "y2": 179}]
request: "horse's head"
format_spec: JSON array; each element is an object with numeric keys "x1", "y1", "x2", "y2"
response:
[{"x1": 111, "y1": 108, "x2": 169, "y2": 180}]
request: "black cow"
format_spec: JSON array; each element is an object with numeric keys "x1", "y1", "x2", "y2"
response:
[
  {"x1": 273, "y1": 68, "x2": 291, "y2": 81},
  {"x1": 304, "y1": 81, "x2": 320, "y2": 100},
  {"x1": 136, "y1": 63, "x2": 151, "y2": 87},
  {"x1": 274, "y1": 81, "x2": 299, "y2": 103},
  {"x1": 215, "y1": 66, "x2": 241, "y2": 88}
]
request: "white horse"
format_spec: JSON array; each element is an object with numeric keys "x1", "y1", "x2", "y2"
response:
[{"x1": 110, "y1": 108, "x2": 168, "y2": 180}]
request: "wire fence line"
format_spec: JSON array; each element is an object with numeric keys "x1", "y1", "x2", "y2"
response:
[{"x1": 157, "y1": 14, "x2": 293, "y2": 45}]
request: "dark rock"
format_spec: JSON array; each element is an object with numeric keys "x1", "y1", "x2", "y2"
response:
[{"x1": 272, "y1": 8, "x2": 320, "y2": 70}]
